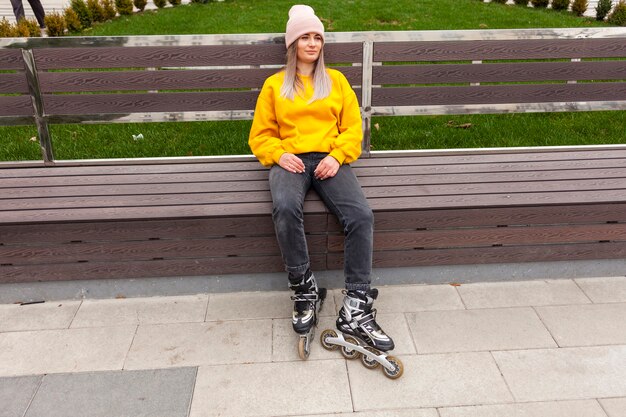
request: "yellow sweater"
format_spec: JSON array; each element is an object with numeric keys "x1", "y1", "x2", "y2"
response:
[{"x1": 248, "y1": 68, "x2": 363, "y2": 167}]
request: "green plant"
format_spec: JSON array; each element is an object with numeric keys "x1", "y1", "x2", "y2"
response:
[
  {"x1": 0, "y1": 17, "x2": 16, "y2": 37},
  {"x1": 190, "y1": 0, "x2": 211, "y2": 3},
  {"x1": 44, "y1": 11, "x2": 67, "y2": 36},
  {"x1": 153, "y1": 0, "x2": 167, "y2": 8},
  {"x1": 101, "y1": 0, "x2": 117, "y2": 20},
  {"x1": 168, "y1": 0, "x2": 182, "y2": 6},
  {"x1": 551, "y1": 0, "x2": 570, "y2": 10},
  {"x1": 87, "y1": 0, "x2": 106, "y2": 22},
  {"x1": 531, "y1": 0, "x2": 549, "y2": 7},
  {"x1": 64, "y1": 7, "x2": 82, "y2": 32},
  {"x1": 571, "y1": 0, "x2": 588, "y2": 15},
  {"x1": 115, "y1": 0, "x2": 134, "y2": 15},
  {"x1": 16, "y1": 18, "x2": 41, "y2": 37},
  {"x1": 71, "y1": 0, "x2": 93, "y2": 28},
  {"x1": 513, "y1": 0, "x2": 530, "y2": 5},
  {"x1": 608, "y1": 0, "x2": 626, "y2": 24},
  {"x1": 596, "y1": 0, "x2": 613, "y2": 19},
  {"x1": 492, "y1": 0, "x2": 508, "y2": 4},
  {"x1": 134, "y1": 0, "x2": 148, "y2": 11}
]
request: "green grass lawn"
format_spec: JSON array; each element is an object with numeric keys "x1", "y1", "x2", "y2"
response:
[{"x1": 1, "y1": 0, "x2": 622, "y2": 162}]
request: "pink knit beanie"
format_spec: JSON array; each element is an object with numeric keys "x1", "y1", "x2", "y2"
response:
[{"x1": 285, "y1": 5, "x2": 325, "y2": 49}]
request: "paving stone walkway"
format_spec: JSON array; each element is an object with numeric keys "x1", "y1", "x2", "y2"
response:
[{"x1": 1, "y1": 277, "x2": 625, "y2": 417}]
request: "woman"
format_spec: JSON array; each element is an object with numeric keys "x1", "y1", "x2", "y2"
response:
[{"x1": 248, "y1": 5, "x2": 394, "y2": 355}]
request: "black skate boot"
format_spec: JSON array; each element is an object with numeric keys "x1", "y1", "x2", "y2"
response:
[
  {"x1": 320, "y1": 288, "x2": 403, "y2": 379},
  {"x1": 288, "y1": 270, "x2": 327, "y2": 359},
  {"x1": 336, "y1": 288, "x2": 395, "y2": 352}
]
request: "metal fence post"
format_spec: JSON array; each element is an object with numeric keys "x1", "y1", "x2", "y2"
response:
[
  {"x1": 21, "y1": 48, "x2": 54, "y2": 165},
  {"x1": 361, "y1": 40, "x2": 373, "y2": 158}
]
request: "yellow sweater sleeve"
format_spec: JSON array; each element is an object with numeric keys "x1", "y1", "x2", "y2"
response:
[
  {"x1": 328, "y1": 72, "x2": 362, "y2": 165},
  {"x1": 248, "y1": 69, "x2": 363, "y2": 167},
  {"x1": 248, "y1": 77, "x2": 286, "y2": 167}
]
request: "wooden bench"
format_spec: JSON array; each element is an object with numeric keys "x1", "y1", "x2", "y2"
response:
[{"x1": 1, "y1": 28, "x2": 626, "y2": 286}]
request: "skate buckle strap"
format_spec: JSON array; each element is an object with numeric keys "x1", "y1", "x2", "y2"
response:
[{"x1": 291, "y1": 293, "x2": 319, "y2": 302}]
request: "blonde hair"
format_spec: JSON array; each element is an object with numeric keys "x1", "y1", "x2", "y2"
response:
[{"x1": 280, "y1": 42, "x2": 332, "y2": 102}]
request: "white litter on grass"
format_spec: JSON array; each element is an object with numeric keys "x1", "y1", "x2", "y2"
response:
[{"x1": 132, "y1": 133, "x2": 144, "y2": 141}]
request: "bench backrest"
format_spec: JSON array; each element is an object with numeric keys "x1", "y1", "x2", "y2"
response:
[{"x1": 1, "y1": 28, "x2": 625, "y2": 164}]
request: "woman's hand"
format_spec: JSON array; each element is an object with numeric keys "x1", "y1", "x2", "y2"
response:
[
  {"x1": 278, "y1": 153, "x2": 305, "y2": 174},
  {"x1": 314, "y1": 155, "x2": 340, "y2": 180}
]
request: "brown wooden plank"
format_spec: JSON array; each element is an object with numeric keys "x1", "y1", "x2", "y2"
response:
[
  {"x1": 353, "y1": 159, "x2": 626, "y2": 177},
  {"x1": 39, "y1": 68, "x2": 280, "y2": 93},
  {"x1": 42, "y1": 88, "x2": 361, "y2": 116},
  {"x1": 360, "y1": 178, "x2": 626, "y2": 199},
  {"x1": 355, "y1": 149, "x2": 626, "y2": 166},
  {"x1": 15, "y1": 149, "x2": 623, "y2": 180},
  {"x1": 0, "y1": 49, "x2": 24, "y2": 70},
  {"x1": 0, "y1": 253, "x2": 324, "y2": 284},
  {"x1": 0, "y1": 214, "x2": 325, "y2": 245},
  {"x1": 0, "y1": 160, "x2": 265, "y2": 178},
  {"x1": 0, "y1": 73, "x2": 29, "y2": 94},
  {"x1": 33, "y1": 45, "x2": 287, "y2": 70},
  {"x1": 0, "y1": 235, "x2": 327, "y2": 265},
  {"x1": 0, "y1": 253, "x2": 327, "y2": 283},
  {"x1": 0, "y1": 200, "x2": 327, "y2": 224},
  {"x1": 373, "y1": 39, "x2": 626, "y2": 62},
  {"x1": 39, "y1": 66, "x2": 362, "y2": 93},
  {"x1": 328, "y1": 242, "x2": 626, "y2": 269},
  {"x1": 0, "y1": 95, "x2": 34, "y2": 117},
  {"x1": 365, "y1": 190, "x2": 626, "y2": 211},
  {"x1": 43, "y1": 90, "x2": 261, "y2": 115},
  {"x1": 0, "y1": 180, "x2": 271, "y2": 198},
  {"x1": 363, "y1": 203, "x2": 626, "y2": 230},
  {"x1": 373, "y1": 61, "x2": 626, "y2": 85},
  {"x1": 371, "y1": 82, "x2": 626, "y2": 107},
  {"x1": 0, "y1": 170, "x2": 269, "y2": 188},
  {"x1": 5, "y1": 166, "x2": 626, "y2": 196},
  {"x1": 12, "y1": 178, "x2": 626, "y2": 211},
  {"x1": 329, "y1": 223, "x2": 626, "y2": 252},
  {"x1": 32, "y1": 43, "x2": 362, "y2": 70}
]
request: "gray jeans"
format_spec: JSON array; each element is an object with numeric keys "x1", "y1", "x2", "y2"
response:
[
  {"x1": 11, "y1": 0, "x2": 46, "y2": 28},
  {"x1": 269, "y1": 152, "x2": 373, "y2": 291}
]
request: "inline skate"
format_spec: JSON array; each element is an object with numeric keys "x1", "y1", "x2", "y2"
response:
[
  {"x1": 289, "y1": 271, "x2": 327, "y2": 359},
  {"x1": 320, "y1": 288, "x2": 403, "y2": 379}
]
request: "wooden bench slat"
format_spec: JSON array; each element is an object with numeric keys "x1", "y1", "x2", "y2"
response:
[
  {"x1": 0, "y1": 214, "x2": 325, "y2": 245},
  {"x1": 0, "y1": 180, "x2": 270, "y2": 198},
  {"x1": 0, "y1": 170, "x2": 269, "y2": 187},
  {"x1": 43, "y1": 91, "x2": 261, "y2": 115},
  {"x1": 0, "y1": 73, "x2": 29, "y2": 94},
  {"x1": 3, "y1": 187, "x2": 626, "y2": 216},
  {"x1": 0, "y1": 235, "x2": 328, "y2": 265},
  {"x1": 355, "y1": 149, "x2": 626, "y2": 166},
  {"x1": 32, "y1": 43, "x2": 362, "y2": 70},
  {"x1": 354, "y1": 159, "x2": 626, "y2": 176},
  {"x1": 38, "y1": 66, "x2": 362, "y2": 93},
  {"x1": 0, "y1": 96, "x2": 34, "y2": 117},
  {"x1": 373, "y1": 39, "x2": 626, "y2": 62},
  {"x1": 328, "y1": 242, "x2": 626, "y2": 268},
  {"x1": 367, "y1": 204, "x2": 626, "y2": 229},
  {"x1": 372, "y1": 82, "x2": 626, "y2": 107},
  {"x1": 0, "y1": 253, "x2": 331, "y2": 284},
  {"x1": 0, "y1": 49, "x2": 24, "y2": 70},
  {"x1": 0, "y1": 161, "x2": 265, "y2": 178},
  {"x1": 329, "y1": 223, "x2": 626, "y2": 251},
  {"x1": 0, "y1": 200, "x2": 328, "y2": 223},
  {"x1": 367, "y1": 189, "x2": 626, "y2": 211},
  {"x1": 373, "y1": 61, "x2": 626, "y2": 85},
  {"x1": 4, "y1": 166, "x2": 626, "y2": 197},
  {"x1": 39, "y1": 68, "x2": 279, "y2": 92},
  {"x1": 4, "y1": 170, "x2": 626, "y2": 200}
]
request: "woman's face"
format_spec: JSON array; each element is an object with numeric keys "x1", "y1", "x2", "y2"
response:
[{"x1": 296, "y1": 32, "x2": 323, "y2": 64}]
